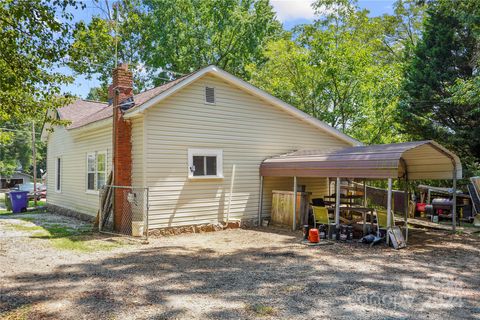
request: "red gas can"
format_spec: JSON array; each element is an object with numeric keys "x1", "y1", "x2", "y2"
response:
[
  {"x1": 308, "y1": 228, "x2": 320, "y2": 243},
  {"x1": 416, "y1": 203, "x2": 426, "y2": 212}
]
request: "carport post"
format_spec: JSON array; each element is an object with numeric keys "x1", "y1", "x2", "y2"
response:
[
  {"x1": 404, "y1": 177, "x2": 409, "y2": 243},
  {"x1": 293, "y1": 176, "x2": 297, "y2": 231},
  {"x1": 335, "y1": 177, "x2": 341, "y2": 227},
  {"x1": 386, "y1": 178, "x2": 393, "y2": 245},
  {"x1": 363, "y1": 179, "x2": 367, "y2": 207},
  {"x1": 452, "y1": 166, "x2": 457, "y2": 233}
]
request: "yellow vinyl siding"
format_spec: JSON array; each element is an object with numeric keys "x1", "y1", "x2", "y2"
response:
[
  {"x1": 144, "y1": 74, "x2": 349, "y2": 228},
  {"x1": 46, "y1": 124, "x2": 112, "y2": 216}
]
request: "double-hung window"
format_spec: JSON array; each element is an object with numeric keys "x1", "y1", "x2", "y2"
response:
[
  {"x1": 188, "y1": 149, "x2": 223, "y2": 179},
  {"x1": 86, "y1": 151, "x2": 106, "y2": 192}
]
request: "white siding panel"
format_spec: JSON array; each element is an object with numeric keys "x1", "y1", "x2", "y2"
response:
[
  {"x1": 46, "y1": 124, "x2": 112, "y2": 216},
  {"x1": 145, "y1": 74, "x2": 349, "y2": 228}
]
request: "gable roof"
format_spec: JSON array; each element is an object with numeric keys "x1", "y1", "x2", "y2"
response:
[
  {"x1": 57, "y1": 99, "x2": 107, "y2": 127},
  {"x1": 61, "y1": 73, "x2": 198, "y2": 130},
  {"x1": 59, "y1": 66, "x2": 360, "y2": 146},
  {"x1": 260, "y1": 140, "x2": 462, "y2": 180},
  {"x1": 123, "y1": 65, "x2": 361, "y2": 146}
]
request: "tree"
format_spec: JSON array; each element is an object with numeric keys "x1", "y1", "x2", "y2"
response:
[
  {"x1": 398, "y1": 0, "x2": 480, "y2": 174},
  {"x1": 248, "y1": 0, "x2": 408, "y2": 144},
  {"x1": 70, "y1": 0, "x2": 283, "y2": 89},
  {"x1": 0, "y1": 122, "x2": 46, "y2": 178},
  {"x1": 69, "y1": 1, "x2": 147, "y2": 90},
  {"x1": 381, "y1": 0, "x2": 426, "y2": 64},
  {"x1": 0, "y1": 0, "x2": 80, "y2": 177},
  {"x1": 141, "y1": 0, "x2": 282, "y2": 84},
  {"x1": 0, "y1": 0, "x2": 80, "y2": 130},
  {"x1": 86, "y1": 87, "x2": 109, "y2": 102}
]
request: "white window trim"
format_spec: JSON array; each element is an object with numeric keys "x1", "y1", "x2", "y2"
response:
[
  {"x1": 55, "y1": 156, "x2": 62, "y2": 193},
  {"x1": 85, "y1": 151, "x2": 107, "y2": 194},
  {"x1": 96, "y1": 151, "x2": 107, "y2": 191},
  {"x1": 188, "y1": 148, "x2": 223, "y2": 179},
  {"x1": 204, "y1": 86, "x2": 216, "y2": 105}
]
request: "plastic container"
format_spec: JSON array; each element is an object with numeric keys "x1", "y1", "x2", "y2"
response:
[
  {"x1": 9, "y1": 191, "x2": 29, "y2": 213},
  {"x1": 131, "y1": 221, "x2": 144, "y2": 237},
  {"x1": 308, "y1": 228, "x2": 320, "y2": 243},
  {"x1": 416, "y1": 203, "x2": 426, "y2": 212}
]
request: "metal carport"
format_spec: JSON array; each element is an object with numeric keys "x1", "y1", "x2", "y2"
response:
[{"x1": 259, "y1": 140, "x2": 462, "y2": 241}]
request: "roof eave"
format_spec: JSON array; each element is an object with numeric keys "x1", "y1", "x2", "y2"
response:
[{"x1": 67, "y1": 116, "x2": 112, "y2": 132}]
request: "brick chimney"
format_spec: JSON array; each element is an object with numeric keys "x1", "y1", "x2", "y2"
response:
[{"x1": 112, "y1": 63, "x2": 133, "y2": 232}]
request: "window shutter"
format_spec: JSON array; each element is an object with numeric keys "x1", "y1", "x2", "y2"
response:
[{"x1": 205, "y1": 87, "x2": 215, "y2": 104}]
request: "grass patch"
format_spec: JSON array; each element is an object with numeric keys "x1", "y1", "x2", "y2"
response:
[
  {"x1": 0, "y1": 304, "x2": 32, "y2": 320},
  {"x1": 5, "y1": 219, "x2": 126, "y2": 252},
  {"x1": 248, "y1": 304, "x2": 277, "y2": 317},
  {"x1": 20, "y1": 217, "x2": 36, "y2": 222},
  {"x1": 50, "y1": 236, "x2": 123, "y2": 252}
]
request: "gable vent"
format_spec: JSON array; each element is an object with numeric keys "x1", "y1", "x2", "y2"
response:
[{"x1": 205, "y1": 86, "x2": 215, "y2": 104}]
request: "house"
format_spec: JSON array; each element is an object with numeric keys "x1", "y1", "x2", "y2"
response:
[
  {"x1": 0, "y1": 172, "x2": 32, "y2": 189},
  {"x1": 42, "y1": 64, "x2": 461, "y2": 234},
  {"x1": 42, "y1": 64, "x2": 360, "y2": 228}
]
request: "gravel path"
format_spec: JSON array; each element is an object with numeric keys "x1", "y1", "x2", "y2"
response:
[{"x1": 0, "y1": 213, "x2": 479, "y2": 319}]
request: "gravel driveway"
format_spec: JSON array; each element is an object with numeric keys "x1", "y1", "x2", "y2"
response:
[{"x1": 0, "y1": 212, "x2": 479, "y2": 319}]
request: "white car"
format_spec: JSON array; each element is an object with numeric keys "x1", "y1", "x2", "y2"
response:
[{"x1": 12, "y1": 183, "x2": 45, "y2": 200}]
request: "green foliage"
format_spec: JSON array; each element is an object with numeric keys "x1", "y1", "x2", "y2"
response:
[
  {"x1": 398, "y1": 0, "x2": 480, "y2": 174},
  {"x1": 70, "y1": 0, "x2": 282, "y2": 88},
  {"x1": 141, "y1": 0, "x2": 282, "y2": 83},
  {"x1": 69, "y1": 1, "x2": 147, "y2": 90},
  {"x1": 86, "y1": 86, "x2": 109, "y2": 102},
  {"x1": 0, "y1": 0, "x2": 80, "y2": 127},
  {"x1": 0, "y1": 122, "x2": 47, "y2": 177},
  {"x1": 248, "y1": 0, "x2": 419, "y2": 144}
]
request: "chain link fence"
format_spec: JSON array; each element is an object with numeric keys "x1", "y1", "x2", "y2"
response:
[{"x1": 99, "y1": 186, "x2": 148, "y2": 239}]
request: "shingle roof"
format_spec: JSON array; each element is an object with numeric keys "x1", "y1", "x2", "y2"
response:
[
  {"x1": 62, "y1": 73, "x2": 195, "y2": 129},
  {"x1": 67, "y1": 105, "x2": 112, "y2": 129},
  {"x1": 57, "y1": 100, "x2": 108, "y2": 128}
]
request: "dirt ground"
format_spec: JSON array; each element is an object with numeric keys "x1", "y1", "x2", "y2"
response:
[{"x1": 0, "y1": 212, "x2": 479, "y2": 320}]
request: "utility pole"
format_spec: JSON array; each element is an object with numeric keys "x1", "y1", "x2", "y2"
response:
[{"x1": 32, "y1": 122, "x2": 37, "y2": 207}]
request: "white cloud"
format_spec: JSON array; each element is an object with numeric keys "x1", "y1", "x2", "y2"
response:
[{"x1": 270, "y1": 0, "x2": 316, "y2": 22}]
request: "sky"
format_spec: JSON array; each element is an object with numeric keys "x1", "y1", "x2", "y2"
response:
[{"x1": 62, "y1": 0, "x2": 396, "y2": 99}]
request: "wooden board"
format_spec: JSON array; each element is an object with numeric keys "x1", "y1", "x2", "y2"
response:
[{"x1": 271, "y1": 190, "x2": 310, "y2": 227}]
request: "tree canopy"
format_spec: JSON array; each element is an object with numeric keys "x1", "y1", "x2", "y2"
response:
[
  {"x1": 247, "y1": 0, "x2": 424, "y2": 144},
  {"x1": 398, "y1": 0, "x2": 480, "y2": 175},
  {"x1": 0, "y1": 0, "x2": 79, "y2": 126},
  {"x1": 1, "y1": 0, "x2": 479, "y2": 178},
  {"x1": 0, "y1": 0, "x2": 80, "y2": 176},
  {"x1": 69, "y1": 0, "x2": 283, "y2": 90}
]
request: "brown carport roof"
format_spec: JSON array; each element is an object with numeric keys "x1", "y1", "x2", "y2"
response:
[{"x1": 260, "y1": 141, "x2": 462, "y2": 180}]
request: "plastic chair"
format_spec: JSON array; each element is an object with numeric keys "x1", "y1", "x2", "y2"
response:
[{"x1": 312, "y1": 206, "x2": 335, "y2": 237}]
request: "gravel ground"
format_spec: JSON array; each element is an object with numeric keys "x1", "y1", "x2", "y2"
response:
[{"x1": 0, "y1": 212, "x2": 479, "y2": 320}]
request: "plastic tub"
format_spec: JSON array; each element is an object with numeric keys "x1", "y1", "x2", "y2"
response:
[{"x1": 131, "y1": 221, "x2": 144, "y2": 237}]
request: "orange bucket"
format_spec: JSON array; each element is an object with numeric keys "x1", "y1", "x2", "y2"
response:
[{"x1": 308, "y1": 228, "x2": 320, "y2": 243}]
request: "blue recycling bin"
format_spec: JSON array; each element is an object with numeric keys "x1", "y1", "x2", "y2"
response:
[{"x1": 9, "y1": 191, "x2": 29, "y2": 213}]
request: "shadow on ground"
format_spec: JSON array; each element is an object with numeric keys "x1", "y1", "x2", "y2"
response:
[{"x1": 0, "y1": 227, "x2": 479, "y2": 319}]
